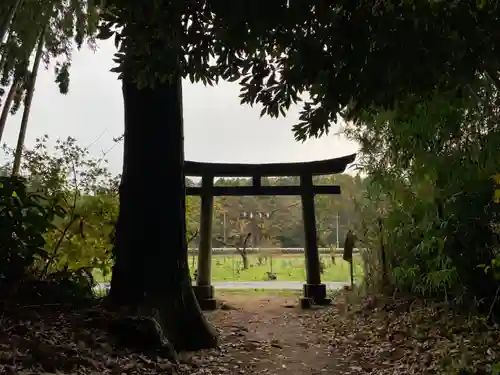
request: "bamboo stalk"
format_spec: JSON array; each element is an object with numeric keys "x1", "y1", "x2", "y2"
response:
[
  {"x1": 12, "y1": 26, "x2": 46, "y2": 175},
  {"x1": 0, "y1": 0, "x2": 23, "y2": 43},
  {"x1": 0, "y1": 76, "x2": 19, "y2": 143}
]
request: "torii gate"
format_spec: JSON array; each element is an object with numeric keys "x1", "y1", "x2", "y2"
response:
[{"x1": 185, "y1": 153, "x2": 356, "y2": 310}]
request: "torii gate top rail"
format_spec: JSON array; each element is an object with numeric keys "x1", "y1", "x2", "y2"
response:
[
  {"x1": 184, "y1": 153, "x2": 356, "y2": 177},
  {"x1": 185, "y1": 153, "x2": 356, "y2": 196}
]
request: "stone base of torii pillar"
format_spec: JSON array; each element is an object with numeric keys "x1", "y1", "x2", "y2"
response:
[
  {"x1": 193, "y1": 285, "x2": 217, "y2": 310},
  {"x1": 299, "y1": 283, "x2": 331, "y2": 308}
]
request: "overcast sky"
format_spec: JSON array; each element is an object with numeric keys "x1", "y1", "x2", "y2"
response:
[{"x1": 1, "y1": 39, "x2": 359, "y2": 176}]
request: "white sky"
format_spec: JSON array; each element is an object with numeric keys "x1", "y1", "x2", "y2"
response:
[{"x1": 1, "y1": 39, "x2": 359, "y2": 176}]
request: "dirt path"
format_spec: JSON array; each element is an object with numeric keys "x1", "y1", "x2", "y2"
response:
[
  {"x1": 2, "y1": 292, "x2": 496, "y2": 374},
  {"x1": 186, "y1": 293, "x2": 342, "y2": 375}
]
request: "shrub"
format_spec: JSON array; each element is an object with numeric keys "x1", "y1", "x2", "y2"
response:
[{"x1": 0, "y1": 176, "x2": 65, "y2": 287}]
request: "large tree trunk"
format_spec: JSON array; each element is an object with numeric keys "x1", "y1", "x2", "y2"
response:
[{"x1": 108, "y1": 70, "x2": 219, "y2": 352}]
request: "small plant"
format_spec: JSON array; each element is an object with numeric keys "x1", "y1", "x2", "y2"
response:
[
  {"x1": 257, "y1": 255, "x2": 266, "y2": 266},
  {"x1": 266, "y1": 272, "x2": 277, "y2": 281},
  {"x1": 0, "y1": 176, "x2": 65, "y2": 289},
  {"x1": 319, "y1": 259, "x2": 326, "y2": 275}
]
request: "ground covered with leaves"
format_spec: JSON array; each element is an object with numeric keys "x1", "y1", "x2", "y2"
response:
[{"x1": 0, "y1": 292, "x2": 499, "y2": 374}]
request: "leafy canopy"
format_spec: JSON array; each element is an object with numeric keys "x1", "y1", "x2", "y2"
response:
[{"x1": 98, "y1": 0, "x2": 500, "y2": 141}]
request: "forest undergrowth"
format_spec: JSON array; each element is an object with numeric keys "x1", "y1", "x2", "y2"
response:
[{"x1": 1, "y1": 291, "x2": 500, "y2": 375}]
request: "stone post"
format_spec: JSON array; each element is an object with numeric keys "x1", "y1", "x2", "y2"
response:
[
  {"x1": 299, "y1": 174, "x2": 330, "y2": 307},
  {"x1": 192, "y1": 174, "x2": 217, "y2": 310}
]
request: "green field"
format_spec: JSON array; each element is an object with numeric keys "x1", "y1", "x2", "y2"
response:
[
  {"x1": 187, "y1": 253, "x2": 362, "y2": 282},
  {"x1": 95, "y1": 253, "x2": 363, "y2": 283}
]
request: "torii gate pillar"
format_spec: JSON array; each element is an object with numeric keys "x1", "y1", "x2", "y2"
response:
[
  {"x1": 300, "y1": 174, "x2": 330, "y2": 307},
  {"x1": 192, "y1": 175, "x2": 217, "y2": 310}
]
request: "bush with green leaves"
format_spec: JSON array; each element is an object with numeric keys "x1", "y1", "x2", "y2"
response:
[
  {"x1": 1, "y1": 135, "x2": 120, "y2": 284},
  {"x1": 349, "y1": 79, "x2": 500, "y2": 309},
  {"x1": 0, "y1": 176, "x2": 65, "y2": 286}
]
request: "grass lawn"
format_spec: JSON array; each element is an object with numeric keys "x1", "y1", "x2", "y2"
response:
[
  {"x1": 94, "y1": 253, "x2": 363, "y2": 284},
  {"x1": 188, "y1": 253, "x2": 363, "y2": 282}
]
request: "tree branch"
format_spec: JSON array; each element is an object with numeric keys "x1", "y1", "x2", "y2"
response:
[
  {"x1": 215, "y1": 232, "x2": 252, "y2": 256},
  {"x1": 187, "y1": 229, "x2": 199, "y2": 245},
  {"x1": 242, "y1": 232, "x2": 251, "y2": 249}
]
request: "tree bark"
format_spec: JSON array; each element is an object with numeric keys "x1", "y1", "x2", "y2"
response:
[
  {"x1": 11, "y1": 27, "x2": 45, "y2": 176},
  {"x1": 0, "y1": 32, "x2": 14, "y2": 80},
  {"x1": 0, "y1": 77, "x2": 19, "y2": 143},
  {"x1": 108, "y1": 71, "x2": 219, "y2": 352},
  {"x1": 237, "y1": 249, "x2": 249, "y2": 270}
]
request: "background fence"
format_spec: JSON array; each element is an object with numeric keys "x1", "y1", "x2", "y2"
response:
[{"x1": 187, "y1": 247, "x2": 363, "y2": 255}]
